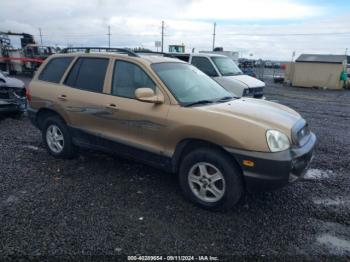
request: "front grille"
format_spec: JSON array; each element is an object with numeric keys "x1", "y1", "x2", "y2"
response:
[
  {"x1": 252, "y1": 87, "x2": 264, "y2": 98},
  {"x1": 252, "y1": 87, "x2": 264, "y2": 94},
  {"x1": 0, "y1": 92, "x2": 10, "y2": 99},
  {"x1": 243, "y1": 87, "x2": 264, "y2": 97},
  {"x1": 0, "y1": 103, "x2": 17, "y2": 109},
  {"x1": 0, "y1": 87, "x2": 25, "y2": 100}
]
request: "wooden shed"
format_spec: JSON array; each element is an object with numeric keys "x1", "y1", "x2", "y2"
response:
[{"x1": 290, "y1": 54, "x2": 347, "y2": 90}]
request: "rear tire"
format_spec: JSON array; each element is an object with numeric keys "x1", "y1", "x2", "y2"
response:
[
  {"x1": 42, "y1": 115, "x2": 77, "y2": 159},
  {"x1": 179, "y1": 148, "x2": 244, "y2": 210}
]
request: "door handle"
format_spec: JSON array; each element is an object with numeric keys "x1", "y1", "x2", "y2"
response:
[
  {"x1": 106, "y1": 103, "x2": 118, "y2": 110},
  {"x1": 57, "y1": 94, "x2": 67, "y2": 101}
]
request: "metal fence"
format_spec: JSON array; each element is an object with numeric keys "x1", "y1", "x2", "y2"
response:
[{"x1": 239, "y1": 60, "x2": 286, "y2": 82}]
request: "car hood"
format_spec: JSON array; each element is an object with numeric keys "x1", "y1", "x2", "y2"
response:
[
  {"x1": 0, "y1": 75, "x2": 25, "y2": 89},
  {"x1": 200, "y1": 98, "x2": 301, "y2": 136},
  {"x1": 224, "y1": 75, "x2": 265, "y2": 88},
  {"x1": 214, "y1": 75, "x2": 265, "y2": 96}
]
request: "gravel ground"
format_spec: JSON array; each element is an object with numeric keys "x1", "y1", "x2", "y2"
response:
[{"x1": 0, "y1": 78, "x2": 350, "y2": 260}]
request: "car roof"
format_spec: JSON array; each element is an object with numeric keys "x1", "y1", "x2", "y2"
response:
[
  {"x1": 140, "y1": 55, "x2": 185, "y2": 64},
  {"x1": 192, "y1": 53, "x2": 226, "y2": 58},
  {"x1": 49, "y1": 53, "x2": 184, "y2": 65}
]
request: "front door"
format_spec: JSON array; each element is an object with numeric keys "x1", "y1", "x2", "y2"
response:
[{"x1": 102, "y1": 59, "x2": 170, "y2": 162}]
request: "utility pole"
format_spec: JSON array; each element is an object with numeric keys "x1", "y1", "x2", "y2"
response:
[
  {"x1": 161, "y1": 21, "x2": 164, "y2": 53},
  {"x1": 291, "y1": 51, "x2": 296, "y2": 63},
  {"x1": 39, "y1": 28, "x2": 43, "y2": 45},
  {"x1": 212, "y1": 22, "x2": 216, "y2": 51},
  {"x1": 107, "y1": 25, "x2": 111, "y2": 48}
]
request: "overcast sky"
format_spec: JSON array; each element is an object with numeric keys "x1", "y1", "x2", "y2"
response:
[{"x1": 1, "y1": 0, "x2": 350, "y2": 60}]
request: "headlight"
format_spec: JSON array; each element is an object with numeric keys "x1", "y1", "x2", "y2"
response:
[{"x1": 266, "y1": 130, "x2": 290, "y2": 152}]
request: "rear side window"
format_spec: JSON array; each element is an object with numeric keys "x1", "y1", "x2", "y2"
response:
[
  {"x1": 112, "y1": 60, "x2": 155, "y2": 98},
  {"x1": 38, "y1": 57, "x2": 73, "y2": 83},
  {"x1": 65, "y1": 57, "x2": 109, "y2": 93},
  {"x1": 191, "y1": 57, "x2": 218, "y2": 77}
]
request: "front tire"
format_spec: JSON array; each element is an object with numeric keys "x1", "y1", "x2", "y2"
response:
[
  {"x1": 42, "y1": 115, "x2": 77, "y2": 159},
  {"x1": 179, "y1": 148, "x2": 243, "y2": 210}
]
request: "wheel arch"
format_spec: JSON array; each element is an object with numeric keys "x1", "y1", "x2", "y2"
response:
[
  {"x1": 171, "y1": 138, "x2": 242, "y2": 175},
  {"x1": 35, "y1": 108, "x2": 67, "y2": 130}
]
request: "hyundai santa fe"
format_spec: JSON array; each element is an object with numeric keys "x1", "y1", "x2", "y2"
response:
[{"x1": 27, "y1": 49, "x2": 316, "y2": 210}]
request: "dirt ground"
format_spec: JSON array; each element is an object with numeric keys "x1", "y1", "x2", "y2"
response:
[{"x1": 1, "y1": 77, "x2": 349, "y2": 260}]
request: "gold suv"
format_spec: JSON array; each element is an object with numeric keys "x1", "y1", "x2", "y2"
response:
[{"x1": 28, "y1": 48, "x2": 316, "y2": 210}]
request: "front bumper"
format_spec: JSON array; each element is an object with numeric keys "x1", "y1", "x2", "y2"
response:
[
  {"x1": 225, "y1": 133, "x2": 316, "y2": 192},
  {"x1": 0, "y1": 99, "x2": 27, "y2": 113}
]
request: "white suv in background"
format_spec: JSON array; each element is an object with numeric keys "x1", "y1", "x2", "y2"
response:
[{"x1": 172, "y1": 53, "x2": 265, "y2": 98}]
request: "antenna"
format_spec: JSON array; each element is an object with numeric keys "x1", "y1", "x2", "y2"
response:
[
  {"x1": 161, "y1": 21, "x2": 164, "y2": 53},
  {"x1": 212, "y1": 22, "x2": 216, "y2": 51},
  {"x1": 39, "y1": 28, "x2": 43, "y2": 45},
  {"x1": 107, "y1": 25, "x2": 111, "y2": 48}
]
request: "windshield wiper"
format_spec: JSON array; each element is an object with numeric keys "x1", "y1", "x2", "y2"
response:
[
  {"x1": 215, "y1": 96, "x2": 235, "y2": 102},
  {"x1": 184, "y1": 100, "x2": 214, "y2": 107},
  {"x1": 185, "y1": 96, "x2": 236, "y2": 107},
  {"x1": 223, "y1": 72, "x2": 242, "y2": 76}
]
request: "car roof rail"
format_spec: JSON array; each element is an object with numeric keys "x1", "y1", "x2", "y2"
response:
[
  {"x1": 133, "y1": 50, "x2": 186, "y2": 58},
  {"x1": 134, "y1": 50, "x2": 166, "y2": 55},
  {"x1": 60, "y1": 47, "x2": 139, "y2": 57}
]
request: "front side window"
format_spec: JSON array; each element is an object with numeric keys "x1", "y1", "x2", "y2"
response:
[
  {"x1": 39, "y1": 57, "x2": 73, "y2": 83},
  {"x1": 65, "y1": 57, "x2": 109, "y2": 93},
  {"x1": 112, "y1": 60, "x2": 155, "y2": 98},
  {"x1": 212, "y1": 57, "x2": 243, "y2": 76},
  {"x1": 152, "y1": 62, "x2": 232, "y2": 105},
  {"x1": 191, "y1": 57, "x2": 218, "y2": 77}
]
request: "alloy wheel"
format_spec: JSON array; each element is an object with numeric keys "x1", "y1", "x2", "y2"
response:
[
  {"x1": 188, "y1": 162, "x2": 226, "y2": 203},
  {"x1": 46, "y1": 124, "x2": 64, "y2": 154}
]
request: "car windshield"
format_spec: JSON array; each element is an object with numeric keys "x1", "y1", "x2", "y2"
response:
[
  {"x1": 152, "y1": 62, "x2": 234, "y2": 106},
  {"x1": 212, "y1": 57, "x2": 243, "y2": 76}
]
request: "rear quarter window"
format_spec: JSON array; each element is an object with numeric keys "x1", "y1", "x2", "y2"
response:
[{"x1": 38, "y1": 57, "x2": 73, "y2": 83}]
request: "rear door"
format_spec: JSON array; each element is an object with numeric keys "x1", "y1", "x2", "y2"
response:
[
  {"x1": 30, "y1": 56, "x2": 74, "y2": 112},
  {"x1": 58, "y1": 56, "x2": 113, "y2": 139}
]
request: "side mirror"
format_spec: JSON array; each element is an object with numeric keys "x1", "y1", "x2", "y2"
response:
[{"x1": 135, "y1": 88, "x2": 164, "y2": 104}]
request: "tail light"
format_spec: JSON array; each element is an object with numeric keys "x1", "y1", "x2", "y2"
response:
[{"x1": 25, "y1": 87, "x2": 32, "y2": 101}]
